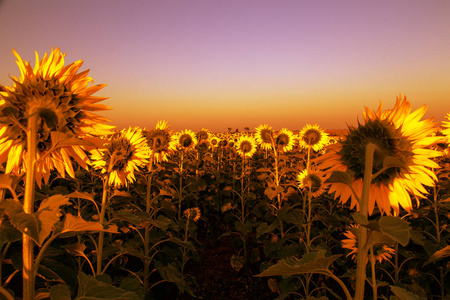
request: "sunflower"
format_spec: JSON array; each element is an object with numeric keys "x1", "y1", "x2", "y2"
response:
[
  {"x1": 210, "y1": 136, "x2": 221, "y2": 148},
  {"x1": 441, "y1": 112, "x2": 450, "y2": 144},
  {"x1": 143, "y1": 120, "x2": 173, "y2": 163},
  {"x1": 298, "y1": 124, "x2": 330, "y2": 152},
  {"x1": 0, "y1": 48, "x2": 113, "y2": 183},
  {"x1": 171, "y1": 129, "x2": 197, "y2": 151},
  {"x1": 90, "y1": 127, "x2": 149, "y2": 188},
  {"x1": 255, "y1": 124, "x2": 274, "y2": 150},
  {"x1": 316, "y1": 95, "x2": 443, "y2": 215},
  {"x1": 196, "y1": 128, "x2": 211, "y2": 141},
  {"x1": 297, "y1": 168, "x2": 328, "y2": 198},
  {"x1": 184, "y1": 207, "x2": 201, "y2": 222},
  {"x1": 235, "y1": 135, "x2": 257, "y2": 158},
  {"x1": 275, "y1": 128, "x2": 295, "y2": 153},
  {"x1": 342, "y1": 226, "x2": 395, "y2": 263}
]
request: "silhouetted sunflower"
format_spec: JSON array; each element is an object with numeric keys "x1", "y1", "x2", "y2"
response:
[
  {"x1": 235, "y1": 135, "x2": 257, "y2": 158},
  {"x1": 275, "y1": 128, "x2": 295, "y2": 153},
  {"x1": 0, "y1": 48, "x2": 113, "y2": 183},
  {"x1": 143, "y1": 120, "x2": 173, "y2": 163},
  {"x1": 255, "y1": 124, "x2": 274, "y2": 150}
]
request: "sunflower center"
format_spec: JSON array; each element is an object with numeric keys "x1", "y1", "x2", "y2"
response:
[
  {"x1": 110, "y1": 138, "x2": 133, "y2": 171},
  {"x1": 302, "y1": 129, "x2": 321, "y2": 146},
  {"x1": 305, "y1": 174, "x2": 322, "y2": 193},
  {"x1": 179, "y1": 134, "x2": 193, "y2": 148},
  {"x1": 240, "y1": 141, "x2": 252, "y2": 153},
  {"x1": 260, "y1": 129, "x2": 273, "y2": 143},
  {"x1": 339, "y1": 119, "x2": 413, "y2": 185},
  {"x1": 276, "y1": 133, "x2": 289, "y2": 146}
]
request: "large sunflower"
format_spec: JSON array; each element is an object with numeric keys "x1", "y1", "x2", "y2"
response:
[
  {"x1": 90, "y1": 127, "x2": 149, "y2": 188},
  {"x1": 255, "y1": 124, "x2": 274, "y2": 150},
  {"x1": 171, "y1": 129, "x2": 198, "y2": 151},
  {"x1": 441, "y1": 112, "x2": 450, "y2": 144},
  {"x1": 275, "y1": 128, "x2": 295, "y2": 153},
  {"x1": 143, "y1": 120, "x2": 174, "y2": 163},
  {"x1": 235, "y1": 135, "x2": 257, "y2": 158},
  {"x1": 0, "y1": 48, "x2": 113, "y2": 183},
  {"x1": 316, "y1": 95, "x2": 443, "y2": 215},
  {"x1": 298, "y1": 124, "x2": 330, "y2": 152}
]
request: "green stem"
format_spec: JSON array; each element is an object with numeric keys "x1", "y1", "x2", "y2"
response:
[
  {"x1": 178, "y1": 151, "x2": 184, "y2": 220},
  {"x1": 369, "y1": 245, "x2": 377, "y2": 300},
  {"x1": 306, "y1": 188, "x2": 312, "y2": 253},
  {"x1": 23, "y1": 113, "x2": 38, "y2": 300},
  {"x1": 354, "y1": 143, "x2": 376, "y2": 300},
  {"x1": 144, "y1": 153, "x2": 155, "y2": 291},
  {"x1": 96, "y1": 177, "x2": 109, "y2": 275}
]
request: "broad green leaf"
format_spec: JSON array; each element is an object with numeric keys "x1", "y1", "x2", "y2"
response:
[
  {"x1": 424, "y1": 245, "x2": 450, "y2": 266},
  {"x1": 256, "y1": 222, "x2": 277, "y2": 238},
  {"x1": 156, "y1": 263, "x2": 194, "y2": 296},
  {"x1": 352, "y1": 212, "x2": 368, "y2": 226},
  {"x1": 75, "y1": 272, "x2": 140, "y2": 300},
  {"x1": 379, "y1": 216, "x2": 410, "y2": 247},
  {"x1": 390, "y1": 285, "x2": 421, "y2": 300},
  {"x1": 119, "y1": 277, "x2": 144, "y2": 300},
  {"x1": 255, "y1": 250, "x2": 341, "y2": 277},
  {"x1": 69, "y1": 191, "x2": 95, "y2": 202},
  {"x1": 325, "y1": 170, "x2": 354, "y2": 186},
  {"x1": 60, "y1": 214, "x2": 119, "y2": 237},
  {"x1": 0, "y1": 219, "x2": 22, "y2": 246},
  {"x1": 51, "y1": 131, "x2": 95, "y2": 149},
  {"x1": 50, "y1": 284, "x2": 71, "y2": 300},
  {"x1": 36, "y1": 195, "x2": 71, "y2": 244},
  {"x1": 264, "y1": 186, "x2": 284, "y2": 200},
  {"x1": 230, "y1": 255, "x2": 245, "y2": 272},
  {"x1": 0, "y1": 173, "x2": 18, "y2": 192}
]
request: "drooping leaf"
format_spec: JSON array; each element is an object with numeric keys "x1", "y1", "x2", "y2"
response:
[
  {"x1": 255, "y1": 250, "x2": 341, "y2": 277},
  {"x1": 264, "y1": 186, "x2": 284, "y2": 200},
  {"x1": 352, "y1": 212, "x2": 368, "y2": 226},
  {"x1": 75, "y1": 272, "x2": 141, "y2": 300},
  {"x1": 325, "y1": 170, "x2": 354, "y2": 186},
  {"x1": 51, "y1": 131, "x2": 96, "y2": 149},
  {"x1": 379, "y1": 216, "x2": 410, "y2": 247},
  {"x1": 35, "y1": 194, "x2": 71, "y2": 244},
  {"x1": 390, "y1": 285, "x2": 422, "y2": 300},
  {"x1": 230, "y1": 255, "x2": 245, "y2": 272},
  {"x1": 156, "y1": 262, "x2": 194, "y2": 296},
  {"x1": 0, "y1": 219, "x2": 22, "y2": 246},
  {"x1": 424, "y1": 245, "x2": 450, "y2": 266}
]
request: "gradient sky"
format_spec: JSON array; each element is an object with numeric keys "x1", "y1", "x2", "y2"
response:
[{"x1": 1, "y1": 0, "x2": 449, "y2": 132}]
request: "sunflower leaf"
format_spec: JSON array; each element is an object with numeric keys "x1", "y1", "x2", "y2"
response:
[
  {"x1": 75, "y1": 272, "x2": 141, "y2": 299},
  {"x1": 352, "y1": 212, "x2": 369, "y2": 226},
  {"x1": 59, "y1": 214, "x2": 119, "y2": 238},
  {"x1": 379, "y1": 216, "x2": 410, "y2": 247},
  {"x1": 326, "y1": 170, "x2": 354, "y2": 187},
  {"x1": 424, "y1": 245, "x2": 450, "y2": 266}
]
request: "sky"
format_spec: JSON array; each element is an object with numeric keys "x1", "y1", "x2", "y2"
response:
[{"x1": 1, "y1": 0, "x2": 449, "y2": 132}]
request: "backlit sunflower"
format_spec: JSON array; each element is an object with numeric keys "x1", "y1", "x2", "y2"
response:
[
  {"x1": 316, "y1": 95, "x2": 443, "y2": 215},
  {"x1": 143, "y1": 120, "x2": 174, "y2": 163},
  {"x1": 90, "y1": 127, "x2": 149, "y2": 188},
  {"x1": 171, "y1": 129, "x2": 197, "y2": 151},
  {"x1": 184, "y1": 207, "x2": 201, "y2": 222},
  {"x1": 275, "y1": 128, "x2": 295, "y2": 153},
  {"x1": 255, "y1": 124, "x2": 274, "y2": 150},
  {"x1": 235, "y1": 135, "x2": 257, "y2": 158},
  {"x1": 342, "y1": 226, "x2": 395, "y2": 263},
  {"x1": 196, "y1": 128, "x2": 211, "y2": 141},
  {"x1": 298, "y1": 124, "x2": 329, "y2": 152},
  {"x1": 210, "y1": 136, "x2": 221, "y2": 148},
  {"x1": 0, "y1": 48, "x2": 113, "y2": 183},
  {"x1": 441, "y1": 112, "x2": 450, "y2": 144},
  {"x1": 297, "y1": 168, "x2": 328, "y2": 198}
]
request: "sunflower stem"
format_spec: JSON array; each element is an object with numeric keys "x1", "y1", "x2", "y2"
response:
[
  {"x1": 354, "y1": 142, "x2": 376, "y2": 300},
  {"x1": 144, "y1": 151, "x2": 155, "y2": 292},
  {"x1": 369, "y1": 245, "x2": 377, "y2": 300},
  {"x1": 23, "y1": 113, "x2": 38, "y2": 300},
  {"x1": 96, "y1": 176, "x2": 109, "y2": 276}
]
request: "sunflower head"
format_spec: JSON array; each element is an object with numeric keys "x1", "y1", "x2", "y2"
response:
[
  {"x1": 196, "y1": 139, "x2": 210, "y2": 152},
  {"x1": 441, "y1": 112, "x2": 450, "y2": 144},
  {"x1": 90, "y1": 127, "x2": 149, "y2": 188},
  {"x1": 171, "y1": 129, "x2": 198, "y2": 151},
  {"x1": 275, "y1": 128, "x2": 295, "y2": 153},
  {"x1": 196, "y1": 128, "x2": 211, "y2": 141},
  {"x1": 297, "y1": 168, "x2": 328, "y2": 198},
  {"x1": 0, "y1": 48, "x2": 113, "y2": 183},
  {"x1": 235, "y1": 135, "x2": 257, "y2": 158},
  {"x1": 255, "y1": 124, "x2": 274, "y2": 150},
  {"x1": 298, "y1": 124, "x2": 329, "y2": 151},
  {"x1": 316, "y1": 95, "x2": 443, "y2": 215},
  {"x1": 143, "y1": 120, "x2": 173, "y2": 163},
  {"x1": 210, "y1": 136, "x2": 221, "y2": 148},
  {"x1": 184, "y1": 207, "x2": 201, "y2": 222}
]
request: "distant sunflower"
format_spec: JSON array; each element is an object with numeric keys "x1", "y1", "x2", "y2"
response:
[
  {"x1": 342, "y1": 226, "x2": 395, "y2": 263},
  {"x1": 298, "y1": 124, "x2": 329, "y2": 152},
  {"x1": 210, "y1": 136, "x2": 221, "y2": 148},
  {"x1": 196, "y1": 128, "x2": 211, "y2": 141},
  {"x1": 171, "y1": 129, "x2": 197, "y2": 151},
  {"x1": 90, "y1": 127, "x2": 149, "y2": 188},
  {"x1": 143, "y1": 120, "x2": 173, "y2": 163},
  {"x1": 235, "y1": 135, "x2": 257, "y2": 158},
  {"x1": 316, "y1": 95, "x2": 443, "y2": 215},
  {"x1": 275, "y1": 128, "x2": 295, "y2": 153},
  {"x1": 184, "y1": 207, "x2": 201, "y2": 222},
  {"x1": 196, "y1": 139, "x2": 210, "y2": 152},
  {"x1": 0, "y1": 48, "x2": 113, "y2": 183},
  {"x1": 255, "y1": 124, "x2": 274, "y2": 150},
  {"x1": 297, "y1": 168, "x2": 328, "y2": 198}
]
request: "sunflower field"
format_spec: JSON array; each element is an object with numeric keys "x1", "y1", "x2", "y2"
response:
[{"x1": 0, "y1": 48, "x2": 449, "y2": 300}]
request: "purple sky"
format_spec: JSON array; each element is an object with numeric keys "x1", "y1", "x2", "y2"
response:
[{"x1": 1, "y1": 0, "x2": 449, "y2": 132}]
